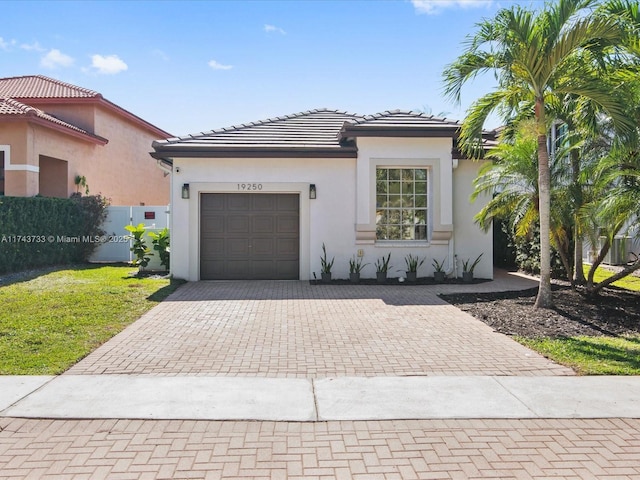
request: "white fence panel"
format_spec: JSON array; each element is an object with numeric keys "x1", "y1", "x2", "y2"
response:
[{"x1": 90, "y1": 205, "x2": 170, "y2": 264}]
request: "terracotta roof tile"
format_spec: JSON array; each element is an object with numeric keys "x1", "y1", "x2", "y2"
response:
[
  {"x1": 0, "y1": 97, "x2": 106, "y2": 142},
  {"x1": 0, "y1": 75, "x2": 99, "y2": 99}
]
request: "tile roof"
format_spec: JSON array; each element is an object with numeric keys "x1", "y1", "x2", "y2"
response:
[
  {"x1": 152, "y1": 108, "x2": 471, "y2": 161},
  {"x1": 348, "y1": 109, "x2": 460, "y2": 127},
  {"x1": 0, "y1": 97, "x2": 107, "y2": 143},
  {"x1": 167, "y1": 109, "x2": 362, "y2": 147},
  {"x1": 153, "y1": 109, "x2": 363, "y2": 158},
  {"x1": 0, "y1": 75, "x2": 100, "y2": 99},
  {"x1": 0, "y1": 75, "x2": 170, "y2": 138},
  {"x1": 338, "y1": 109, "x2": 461, "y2": 139}
]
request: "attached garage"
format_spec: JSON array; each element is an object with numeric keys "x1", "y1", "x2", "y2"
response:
[
  {"x1": 200, "y1": 193, "x2": 300, "y2": 280},
  {"x1": 151, "y1": 108, "x2": 495, "y2": 281}
]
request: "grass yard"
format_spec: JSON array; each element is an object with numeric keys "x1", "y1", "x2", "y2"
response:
[
  {"x1": 0, "y1": 265, "x2": 183, "y2": 375},
  {"x1": 519, "y1": 335, "x2": 640, "y2": 375},
  {"x1": 585, "y1": 264, "x2": 640, "y2": 292},
  {"x1": 521, "y1": 266, "x2": 640, "y2": 375}
]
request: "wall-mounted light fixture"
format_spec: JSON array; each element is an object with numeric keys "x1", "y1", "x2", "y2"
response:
[
  {"x1": 181, "y1": 183, "x2": 190, "y2": 199},
  {"x1": 309, "y1": 184, "x2": 317, "y2": 199}
]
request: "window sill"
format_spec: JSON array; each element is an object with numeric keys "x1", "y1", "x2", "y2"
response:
[{"x1": 375, "y1": 240, "x2": 430, "y2": 248}]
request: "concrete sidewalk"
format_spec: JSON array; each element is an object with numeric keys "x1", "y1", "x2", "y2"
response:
[
  {"x1": 2, "y1": 375, "x2": 639, "y2": 421},
  {"x1": 2, "y1": 272, "x2": 639, "y2": 479}
]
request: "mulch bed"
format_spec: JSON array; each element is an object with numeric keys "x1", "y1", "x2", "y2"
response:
[
  {"x1": 441, "y1": 285, "x2": 640, "y2": 339},
  {"x1": 310, "y1": 277, "x2": 490, "y2": 286}
]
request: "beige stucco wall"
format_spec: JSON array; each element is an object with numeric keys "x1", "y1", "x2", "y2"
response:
[
  {"x1": 33, "y1": 103, "x2": 96, "y2": 133},
  {"x1": 1, "y1": 103, "x2": 169, "y2": 205},
  {"x1": 92, "y1": 106, "x2": 168, "y2": 205},
  {"x1": 170, "y1": 156, "x2": 356, "y2": 281},
  {"x1": 453, "y1": 158, "x2": 493, "y2": 279},
  {"x1": 39, "y1": 155, "x2": 69, "y2": 198},
  {"x1": 169, "y1": 137, "x2": 494, "y2": 281}
]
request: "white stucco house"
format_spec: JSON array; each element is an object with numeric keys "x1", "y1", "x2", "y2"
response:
[{"x1": 151, "y1": 108, "x2": 494, "y2": 281}]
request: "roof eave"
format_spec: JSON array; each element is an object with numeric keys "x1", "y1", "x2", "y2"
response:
[
  {"x1": 338, "y1": 126, "x2": 460, "y2": 141},
  {"x1": 150, "y1": 146, "x2": 358, "y2": 160}
]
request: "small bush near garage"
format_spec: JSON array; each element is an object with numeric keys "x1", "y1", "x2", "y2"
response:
[{"x1": 0, "y1": 195, "x2": 108, "y2": 274}]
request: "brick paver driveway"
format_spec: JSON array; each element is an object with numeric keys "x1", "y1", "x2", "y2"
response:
[
  {"x1": 67, "y1": 274, "x2": 572, "y2": 377},
  {"x1": 3, "y1": 271, "x2": 639, "y2": 479}
]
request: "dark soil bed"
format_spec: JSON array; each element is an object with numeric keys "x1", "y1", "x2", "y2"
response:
[
  {"x1": 441, "y1": 285, "x2": 640, "y2": 339},
  {"x1": 310, "y1": 277, "x2": 490, "y2": 286}
]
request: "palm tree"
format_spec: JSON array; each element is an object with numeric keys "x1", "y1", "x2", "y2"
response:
[
  {"x1": 472, "y1": 122, "x2": 574, "y2": 278},
  {"x1": 443, "y1": 0, "x2": 634, "y2": 308}
]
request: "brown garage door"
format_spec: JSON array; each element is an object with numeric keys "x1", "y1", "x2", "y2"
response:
[{"x1": 200, "y1": 193, "x2": 300, "y2": 280}]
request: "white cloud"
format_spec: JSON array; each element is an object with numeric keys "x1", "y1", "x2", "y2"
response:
[
  {"x1": 21, "y1": 41, "x2": 45, "y2": 52},
  {"x1": 40, "y1": 49, "x2": 74, "y2": 68},
  {"x1": 152, "y1": 49, "x2": 170, "y2": 61},
  {"x1": 411, "y1": 0, "x2": 493, "y2": 15},
  {"x1": 1, "y1": 37, "x2": 17, "y2": 51},
  {"x1": 208, "y1": 59, "x2": 233, "y2": 70},
  {"x1": 89, "y1": 54, "x2": 128, "y2": 74},
  {"x1": 264, "y1": 24, "x2": 286, "y2": 35}
]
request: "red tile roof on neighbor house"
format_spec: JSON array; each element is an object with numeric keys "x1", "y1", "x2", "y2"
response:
[
  {"x1": 0, "y1": 75, "x2": 171, "y2": 138},
  {"x1": 0, "y1": 75, "x2": 100, "y2": 99},
  {"x1": 0, "y1": 97, "x2": 108, "y2": 145}
]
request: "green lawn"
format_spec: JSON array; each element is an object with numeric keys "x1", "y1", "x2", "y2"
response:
[
  {"x1": 0, "y1": 265, "x2": 183, "y2": 375},
  {"x1": 520, "y1": 265, "x2": 640, "y2": 375},
  {"x1": 585, "y1": 264, "x2": 640, "y2": 292},
  {"x1": 519, "y1": 335, "x2": 640, "y2": 375}
]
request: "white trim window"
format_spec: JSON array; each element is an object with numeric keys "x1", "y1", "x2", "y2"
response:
[{"x1": 376, "y1": 167, "x2": 428, "y2": 241}]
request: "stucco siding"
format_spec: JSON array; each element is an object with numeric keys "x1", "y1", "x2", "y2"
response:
[
  {"x1": 169, "y1": 137, "x2": 494, "y2": 281},
  {"x1": 31, "y1": 103, "x2": 96, "y2": 133},
  {"x1": 171, "y1": 157, "x2": 356, "y2": 281},
  {"x1": 92, "y1": 107, "x2": 168, "y2": 205},
  {"x1": 453, "y1": 159, "x2": 493, "y2": 279},
  {"x1": 1, "y1": 100, "x2": 168, "y2": 205}
]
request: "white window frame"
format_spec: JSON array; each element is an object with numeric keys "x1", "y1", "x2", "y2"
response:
[{"x1": 375, "y1": 166, "x2": 431, "y2": 244}]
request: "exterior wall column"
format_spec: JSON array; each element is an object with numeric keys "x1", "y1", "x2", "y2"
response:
[{"x1": 1, "y1": 145, "x2": 40, "y2": 197}]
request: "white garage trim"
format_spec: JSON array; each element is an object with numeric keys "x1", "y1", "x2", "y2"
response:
[{"x1": 187, "y1": 182, "x2": 311, "y2": 281}]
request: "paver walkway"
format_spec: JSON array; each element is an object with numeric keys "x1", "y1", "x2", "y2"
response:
[
  {"x1": 2, "y1": 270, "x2": 639, "y2": 479},
  {"x1": 67, "y1": 272, "x2": 571, "y2": 377},
  {"x1": 2, "y1": 418, "x2": 639, "y2": 479}
]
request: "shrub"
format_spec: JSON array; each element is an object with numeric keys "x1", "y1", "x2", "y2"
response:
[
  {"x1": 148, "y1": 227, "x2": 170, "y2": 269},
  {"x1": 0, "y1": 195, "x2": 109, "y2": 274},
  {"x1": 511, "y1": 225, "x2": 566, "y2": 278}
]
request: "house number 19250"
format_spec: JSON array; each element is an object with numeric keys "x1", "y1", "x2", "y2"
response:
[{"x1": 237, "y1": 183, "x2": 263, "y2": 191}]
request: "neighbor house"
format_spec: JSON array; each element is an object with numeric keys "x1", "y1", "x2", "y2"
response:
[
  {"x1": 0, "y1": 75, "x2": 171, "y2": 205},
  {"x1": 151, "y1": 108, "x2": 495, "y2": 281}
]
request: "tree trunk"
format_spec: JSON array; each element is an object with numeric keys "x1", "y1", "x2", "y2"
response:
[
  {"x1": 553, "y1": 231, "x2": 572, "y2": 283},
  {"x1": 586, "y1": 236, "x2": 610, "y2": 295},
  {"x1": 534, "y1": 123, "x2": 554, "y2": 309},
  {"x1": 588, "y1": 257, "x2": 640, "y2": 296},
  {"x1": 574, "y1": 235, "x2": 585, "y2": 284},
  {"x1": 571, "y1": 149, "x2": 586, "y2": 285}
]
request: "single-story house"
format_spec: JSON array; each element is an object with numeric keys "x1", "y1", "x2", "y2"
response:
[
  {"x1": 151, "y1": 108, "x2": 494, "y2": 281},
  {"x1": 0, "y1": 75, "x2": 171, "y2": 205}
]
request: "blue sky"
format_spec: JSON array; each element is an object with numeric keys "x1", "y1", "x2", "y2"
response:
[{"x1": 1, "y1": 0, "x2": 538, "y2": 136}]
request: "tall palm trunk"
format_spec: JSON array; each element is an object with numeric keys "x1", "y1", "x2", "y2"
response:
[{"x1": 535, "y1": 100, "x2": 554, "y2": 308}]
